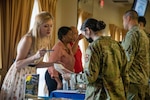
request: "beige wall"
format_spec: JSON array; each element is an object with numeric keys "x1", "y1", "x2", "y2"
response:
[
  {"x1": 56, "y1": 0, "x2": 150, "y2": 34},
  {"x1": 56, "y1": 0, "x2": 77, "y2": 34},
  {"x1": 92, "y1": 0, "x2": 123, "y2": 34},
  {"x1": 119, "y1": 3, "x2": 150, "y2": 33}
]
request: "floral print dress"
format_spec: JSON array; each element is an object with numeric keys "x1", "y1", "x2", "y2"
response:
[{"x1": 0, "y1": 63, "x2": 37, "y2": 100}]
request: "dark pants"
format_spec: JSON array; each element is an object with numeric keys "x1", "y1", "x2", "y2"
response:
[{"x1": 45, "y1": 70, "x2": 62, "y2": 96}]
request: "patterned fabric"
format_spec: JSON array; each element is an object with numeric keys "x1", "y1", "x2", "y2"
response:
[
  {"x1": 121, "y1": 26, "x2": 149, "y2": 85},
  {"x1": 71, "y1": 36, "x2": 129, "y2": 100},
  {"x1": 144, "y1": 30, "x2": 150, "y2": 78},
  {"x1": 0, "y1": 65, "x2": 36, "y2": 100},
  {"x1": 144, "y1": 30, "x2": 150, "y2": 99},
  {"x1": 127, "y1": 83, "x2": 147, "y2": 100},
  {"x1": 121, "y1": 26, "x2": 149, "y2": 100},
  {"x1": 0, "y1": 34, "x2": 45, "y2": 100}
]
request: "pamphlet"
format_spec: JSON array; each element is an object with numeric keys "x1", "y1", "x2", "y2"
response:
[
  {"x1": 54, "y1": 63, "x2": 74, "y2": 74},
  {"x1": 25, "y1": 74, "x2": 39, "y2": 98}
]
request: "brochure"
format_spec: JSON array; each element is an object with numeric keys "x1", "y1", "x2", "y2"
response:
[
  {"x1": 54, "y1": 63, "x2": 74, "y2": 74},
  {"x1": 25, "y1": 74, "x2": 39, "y2": 98}
]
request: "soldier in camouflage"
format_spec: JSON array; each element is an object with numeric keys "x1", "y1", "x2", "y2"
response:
[
  {"x1": 122, "y1": 10, "x2": 149, "y2": 100},
  {"x1": 138, "y1": 16, "x2": 150, "y2": 100},
  {"x1": 63, "y1": 18, "x2": 129, "y2": 100}
]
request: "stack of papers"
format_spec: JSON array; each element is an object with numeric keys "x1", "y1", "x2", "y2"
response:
[
  {"x1": 53, "y1": 90, "x2": 78, "y2": 93},
  {"x1": 52, "y1": 90, "x2": 86, "y2": 94},
  {"x1": 54, "y1": 63, "x2": 74, "y2": 74}
]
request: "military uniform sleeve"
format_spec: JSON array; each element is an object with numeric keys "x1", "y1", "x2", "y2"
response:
[
  {"x1": 121, "y1": 31, "x2": 139, "y2": 68},
  {"x1": 70, "y1": 43, "x2": 101, "y2": 84},
  {"x1": 84, "y1": 45, "x2": 101, "y2": 84},
  {"x1": 119, "y1": 44, "x2": 130, "y2": 95}
]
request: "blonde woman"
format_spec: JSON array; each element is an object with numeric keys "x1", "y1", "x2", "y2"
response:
[{"x1": 0, "y1": 11, "x2": 56, "y2": 100}]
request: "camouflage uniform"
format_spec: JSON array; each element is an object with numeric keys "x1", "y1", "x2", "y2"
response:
[
  {"x1": 71, "y1": 36, "x2": 129, "y2": 100},
  {"x1": 121, "y1": 26, "x2": 149, "y2": 100},
  {"x1": 144, "y1": 30, "x2": 150, "y2": 100}
]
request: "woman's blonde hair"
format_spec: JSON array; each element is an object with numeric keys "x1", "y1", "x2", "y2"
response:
[{"x1": 31, "y1": 11, "x2": 53, "y2": 52}]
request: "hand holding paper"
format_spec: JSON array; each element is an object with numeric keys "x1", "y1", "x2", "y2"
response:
[{"x1": 54, "y1": 63, "x2": 74, "y2": 74}]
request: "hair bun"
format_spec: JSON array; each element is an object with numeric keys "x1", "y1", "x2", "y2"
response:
[{"x1": 97, "y1": 21, "x2": 106, "y2": 30}]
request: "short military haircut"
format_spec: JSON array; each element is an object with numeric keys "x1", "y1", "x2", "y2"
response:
[{"x1": 124, "y1": 10, "x2": 138, "y2": 20}]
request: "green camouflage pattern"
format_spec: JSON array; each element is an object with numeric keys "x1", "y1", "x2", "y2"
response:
[
  {"x1": 121, "y1": 26, "x2": 149, "y2": 85},
  {"x1": 71, "y1": 36, "x2": 129, "y2": 100},
  {"x1": 121, "y1": 26, "x2": 149, "y2": 100},
  {"x1": 144, "y1": 29, "x2": 150, "y2": 99},
  {"x1": 145, "y1": 30, "x2": 150, "y2": 79}
]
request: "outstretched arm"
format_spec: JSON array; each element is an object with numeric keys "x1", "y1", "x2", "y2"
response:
[
  {"x1": 15, "y1": 35, "x2": 47, "y2": 70},
  {"x1": 72, "y1": 34, "x2": 84, "y2": 54}
]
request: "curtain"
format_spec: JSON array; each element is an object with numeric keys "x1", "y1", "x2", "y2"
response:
[
  {"x1": 78, "y1": 9, "x2": 92, "y2": 51},
  {"x1": 0, "y1": 0, "x2": 34, "y2": 88},
  {"x1": 0, "y1": 0, "x2": 2, "y2": 86},
  {"x1": 109, "y1": 24, "x2": 127, "y2": 42},
  {"x1": 77, "y1": 8, "x2": 92, "y2": 66},
  {"x1": 121, "y1": 29, "x2": 127, "y2": 41},
  {"x1": 0, "y1": 1, "x2": 2, "y2": 70},
  {"x1": 78, "y1": 9, "x2": 92, "y2": 50},
  {"x1": 38, "y1": 0, "x2": 57, "y2": 49}
]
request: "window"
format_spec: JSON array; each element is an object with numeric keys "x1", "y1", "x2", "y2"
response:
[
  {"x1": 77, "y1": 17, "x2": 86, "y2": 67},
  {"x1": 29, "y1": 0, "x2": 39, "y2": 30}
]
